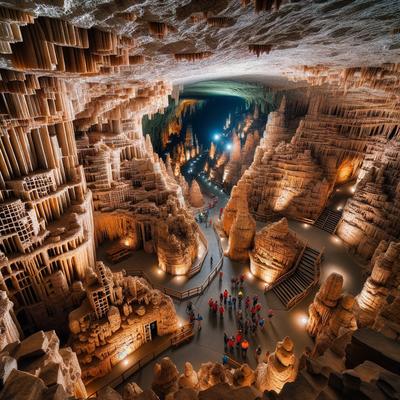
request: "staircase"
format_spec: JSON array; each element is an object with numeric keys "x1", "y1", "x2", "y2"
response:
[
  {"x1": 273, "y1": 247, "x2": 321, "y2": 309},
  {"x1": 313, "y1": 208, "x2": 342, "y2": 234}
]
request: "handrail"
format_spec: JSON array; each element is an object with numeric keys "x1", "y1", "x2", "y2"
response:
[
  {"x1": 87, "y1": 325, "x2": 194, "y2": 398},
  {"x1": 127, "y1": 226, "x2": 223, "y2": 301}
]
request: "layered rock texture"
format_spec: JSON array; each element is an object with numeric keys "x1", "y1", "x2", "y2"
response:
[
  {"x1": 68, "y1": 262, "x2": 178, "y2": 382},
  {"x1": 307, "y1": 273, "x2": 357, "y2": 355},
  {"x1": 189, "y1": 180, "x2": 204, "y2": 208},
  {"x1": 249, "y1": 218, "x2": 304, "y2": 284}
]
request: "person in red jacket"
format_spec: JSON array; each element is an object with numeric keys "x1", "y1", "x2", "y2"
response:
[
  {"x1": 228, "y1": 336, "x2": 235, "y2": 352},
  {"x1": 236, "y1": 331, "x2": 243, "y2": 348},
  {"x1": 223, "y1": 289, "x2": 229, "y2": 304},
  {"x1": 219, "y1": 305, "x2": 225, "y2": 318}
]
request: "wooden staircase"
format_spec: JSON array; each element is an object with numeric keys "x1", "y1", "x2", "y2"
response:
[
  {"x1": 313, "y1": 208, "x2": 342, "y2": 234},
  {"x1": 273, "y1": 247, "x2": 322, "y2": 309}
]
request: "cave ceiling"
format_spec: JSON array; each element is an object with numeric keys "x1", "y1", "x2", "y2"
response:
[{"x1": 0, "y1": 0, "x2": 399, "y2": 91}]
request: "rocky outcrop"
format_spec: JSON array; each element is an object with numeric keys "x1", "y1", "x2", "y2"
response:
[
  {"x1": 0, "y1": 330, "x2": 86, "y2": 399},
  {"x1": 189, "y1": 180, "x2": 204, "y2": 208},
  {"x1": 307, "y1": 273, "x2": 357, "y2": 355},
  {"x1": 249, "y1": 218, "x2": 304, "y2": 284},
  {"x1": 0, "y1": 291, "x2": 21, "y2": 352},
  {"x1": 355, "y1": 240, "x2": 400, "y2": 327},
  {"x1": 227, "y1": 193, "x2": 256, "y2": 261},
  {"x1": 256, "y1": 337, "x2": 297, "y2": 393},
  {"x1": 152, "y1": 357, "x2": 179, "y2": 398}
]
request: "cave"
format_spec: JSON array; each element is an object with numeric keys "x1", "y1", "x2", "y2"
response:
[{"x1": 0, "y1": 1, "x2": 399, "y2": 399}]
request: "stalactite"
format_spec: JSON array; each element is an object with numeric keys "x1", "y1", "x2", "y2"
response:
[
  {"x1": 174, "y1": 51, "x2": 212, "y2": 62},
  {"x1": 207, "y1": 17, "x2": 236, "y2": 27},
  {"x1": 249, "y1": 44, "x2": 272, "y2": 57},
  {"x1": 148, "y1": 21, "x2": 168, "y2": 39}
]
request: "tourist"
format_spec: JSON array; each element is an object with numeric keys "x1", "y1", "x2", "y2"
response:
[
  {"x1": 219, "y1": 304, "x2": 225, "y2": 318},
  {"x1": 240, "y1": 274, "x2": 245, "y2": 284},
  {"x1": 251, "y1": 321, "x2": 257, "y2": 334},
  {"x1": 222, "y1": 354, "x2": 229, "y2": 365},
  {"x1": 231, "y1": 277, "x2": 236, "y2": 289},
  {"x1": 223, "y1": 289, "x2": 228, "y2": 304},
  {"x1": 250, "y1": 305, "x2": 256, "y2": 319},
  {"x1": 244, "y1": 318, "x2": 250, "y2": 335},
  {"x1": 208, "y1": 298, "x2": 213, "y2": 310},
  {"x1": 189, "y1": 312, "x2": 195, "y2": 325},
  {"x1": 186, "y1": 301, "x2": 193, "y2": 314},
  {"x1": 238, "y1": 291, "x2": 243, "y2": 307},
  {"x1": 268, "y1": 309, "x2": 274, "y2": 319},
  {"x1": 255, "y1": 345, "x2": 262, "y2": 362},
  {"x1": 224, "y1": 332, "x2": 228, "y2": 349},
  {"x1": 228, "y1": 336, "x2": 235, "y2": 352},
  {"x1": 219, "y1": 270, "x2": 224, "y2": 281},
  {"x1": 236, "y1": 331, "x2": 243, "y2": 348},
  {"x1": 227, "y1": 295, "x2": 232, "y2": 309},
  {"x1": 196, "y1": 313, "x2": 203, "y2": 330},
  {"x1": 210, "y1": 256, "x2": 213, "y2": 267},
  {"x1": 232, "y1": 296, "x2": 237, "y2": 308},
  {"x1": 256, "y1": 303, "x2": 262, "y2": 314},
  {"x1": 219, "y1": 292, "x2": 223, "y2": 303},
  {"x1": 212, "y1": 301, "x2": 218, "y2": 313},
  {"x1": 253, "y1": 295, "x2": 258, "y2": 306},
  {"x1": 259, "y1": 317, "x2": 265, "y2": 330},
  {"x1": 241, "y1": 339, "x2": 249, "y2": 358},
  {"x1": 245, "y1": 296, "x2": 250, "y2": 311}
]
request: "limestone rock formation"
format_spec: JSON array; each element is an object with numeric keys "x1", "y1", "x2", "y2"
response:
[
  {"x1": 232, "y1": 364, "x2": 255, "y2": 387},
  {"x1": 255, "y1": 336, "x2": 297, "y2": 393},
  {"x1": 0, "y1": 291, "x2": 21, "y2": 351},
  {"x1": 355, "y1": 240, "x2": 400, "y2": 327},
  {"x1": 197, "y1": 362, "x2": 232, "y2": 391},
  {"x1": 0, "y1": 330, "x2": 86, "y2": 399},
  {"x1": 152, "y1": 357, "x2": 179, "y2": 398},
  {"x1": 227, "y1": 194, "x2": 256, "y2": 261},
  {"x1": 307, "y1": 273, "x2": 344, "y2": 338},
  {"x1": 68, "y1": 263, "x2": 178, "y2": 382},
  {"x1": 156, "y1": 202, "x2": 199, "y2": 275},
  {"x1": 189, "y1": 180, "x2": 204, "y2": 208},
  {"x1": 373, "y1": 296, "x2": 400, "y2": 341},
  {"x1": 249, "y1": 218, "x2": 304, "y2": 284},
  {"x1": 178, "y1": 362, "x2": 199, "y2": 390},
  {"x1": 307, "y1": 273, "x2": 357, "y2": 355}
]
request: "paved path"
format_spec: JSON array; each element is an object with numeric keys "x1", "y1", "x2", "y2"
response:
[{"x1": 113, "y1": 159, "x2": 365, "y2": 393}]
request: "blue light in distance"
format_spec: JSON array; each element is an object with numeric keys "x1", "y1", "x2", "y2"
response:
[{"x1": 213, "y1": 133, "x2": 220, "y2": 141}]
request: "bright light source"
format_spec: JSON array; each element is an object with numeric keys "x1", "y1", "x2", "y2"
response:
[
  {"x1": 299, "y1": 315, "x2": 308, "y2": 327},
  {"x1": 337, "y1": 206, "x2": 343, "y2": 211},
  {"x1": 124, "y1": 239, "x2": 130, "y2": 246},
  {"x1": 303, "y1": 223, "x2": 310, "y2": 229},
  {"x1": 213, "y1": 133, "x2": 220, "y2": 141},
  {"x1": 351, "y1": 186, "x2": 356, "y2": 193},
  {"x1": 226, "y1": 143, "x2": 232, "y2": 151},
  {"x1": 247, "y1": 271, "x2": 253, "y2": 279},
  {"x1": 123, "y1": 359, "x2": 129, "y2": 366}
]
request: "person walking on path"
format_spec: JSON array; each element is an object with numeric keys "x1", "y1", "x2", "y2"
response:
[
  {"x1": 220, "y1": 292, "x2": 223, "y2": 303},
  {"x1": 228, "y1": 336, "x2": 235, "y2": 352},
  {"x1": 245, "y1": 296, "x2": 250, "y2": 311},
  {"x1": 259, "y1": 317, "x2": 265, "y2": 330},
  {"x1": 238, "y1": 291, "x2": 243, "y2": 307},
  {"x1": 241, "y1": 339, "x2": 249, "y2": 358},
  {"x1": 212, "y1": 301, "x2": 218, "y2": 314},
  {"x1": 227, "y1": 295, "x2": 232, "y2": 310},
  {"x1": 268, "y1": 309, "x2": 274, "y2": 320},
  {"x1": 219, "y1": 304, "x2": 225, "y2": 318},
  {"x1": 224, "y1": 333, "x2": 228, "y2": 349},
  {"x1": 232, "y1": 296, "x2": 237, "y2": 308},
  {"x1": 253, "y1": 295, "x2": 258, "y2": 306},
  {"x1": 223, "y1": 289, "x2": 229, "y2": 304},
  {"x1": 208, "y1": 298, "x2": 213, "y2": 310},
  {"x1": 196, "y1": 313, "x2": 203, "y2": 331},
  {"x1": 210, "y1": 256, "x2": 213, "y2": 268},
  {"x1": 219, "y1": 270, "x2": 224, "y2": 281},
  {"x1": 222, "y1": 354, "x2": 229, "y2": 365},
  {"x1": 235, "y1": 331, "x2": 243, "y2": 348}
]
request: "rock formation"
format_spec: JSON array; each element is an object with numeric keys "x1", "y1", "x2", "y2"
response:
[
  {"x1": 152, "y1": 357, "x2": 179, "y2": 398},
  {"x1": 0, "y1": 329, "x2": 86, "y2": 399},
  {"x1": 307, "y1": 273, "x2": 344, "y2": 338},
  {"x1": 255, "y1": 336, "x2": 297, "y2": 393},
  {"x1": 178, "y1": 362, "x2": 199, "y2": 390},
  {"x1": 68, "y1": 262, "x2": 178, "y2": 382},
  {"x1": 307, "y1": 273, "x2": 357, "y2": 355},
  {"x1": 249, "y1": 218, "x2": 304, "y2": 284},
  {"x1": 355, "y1": 240, "x2": 400, "y2": 327},
  {"x1": 226, "y1": 193, "x2": 256, "y2": 261},
  {"x1": 0, "y1": 291, "x2": 21, "y2": 351},
  {"x1": 189, "y1": 180, "x2": 204, "y2": 208}
]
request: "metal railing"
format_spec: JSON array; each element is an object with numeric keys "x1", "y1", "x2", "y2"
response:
[{"x1": 130, "y1": 225, "x2": 223, "y2": 301}]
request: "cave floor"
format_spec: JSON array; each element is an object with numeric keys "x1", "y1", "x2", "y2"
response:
[{"x1": 113, "y1": 167, "x2": 365, "y2": 393}]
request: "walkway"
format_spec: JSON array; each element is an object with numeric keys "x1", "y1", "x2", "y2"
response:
[{"x1": 113, "y1": 163, "x2": 365, "y2": 393}]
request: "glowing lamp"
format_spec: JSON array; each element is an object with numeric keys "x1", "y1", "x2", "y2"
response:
[
  {"x1": 123, "y1": 359, "x2": 129, "y2": 366},
  {"x1": 213, "y1": 133, "x2": 220, "y2": 141},
  {"x1": 299, "y1": 315, "x2": 308, "y2": 326},
  {"x1": 226, "y1": 143, "x2": 232, "y2": 151}
]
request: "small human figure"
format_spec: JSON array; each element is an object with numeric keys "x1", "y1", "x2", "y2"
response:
[
  {"x1": 240, "y1": 274, "x2": 245, "y2": 284},
  {"x1": 220, "y1": 292, "x2": 224, "y2": 303},
  {"x1": 245, "y1": 296, "x2": 250, "y2": 310},
  {"x1": 241, "y1": 339, "x2": 249, "y2": 358},
  {"x1": 219, "y1": 270, "x2": 224, "y2": 281},
  {"x1": 222, "y1": 354, "x2": 229, "y2": 365},
  {"x1": 256, "y1": 303, "x2": 262, "y2": 314},
  {"x1": 212, "y1": 301, "x2": 218, "y2": 313},
  {"x1": 253, "y1": 295, "x2": 258, "y2": 306},
  {"x1": 208, "y1": 298, "x2": 213, "y2": 310},
  {"x1": 186, "y1": 301, "x2": 193, "y2": 314},
  {"x1": 268, "y1": 309, "x2": 274, "y2": 320},
  {"x1": 210, "y1": 256, "x2": 213, "y2": 267},
  {"x1": 236, "y1": 331, "x2": 243, "y2": 348},
  {"x1": 232, "y1": 296, "x2": 237, "y2": 308},
  {"x1": 189, "y1": 311, "x2": 195, "y2": 325},
  {"x1": 224, "y1": 332, "x2": 228, "y2": 349},
  {"x1": 219, "y1": 305, "x2": 225, "y2": 318},
  {"x1": 238, "y1": 291, "x2": 243, "y2": 307},
  {"x1": 259, "y1": 317, "x2": 265, "y2": 330},
  {"x1": 223, "y1": 289, "x2": 229, "y2": 304},
  {"x1": 228, "y1": 336, "x2": 235, "y2": 352},
  {"x1": 227, "y1": 295, "x2": 232, "y2": 310},
  {"x1": 196, "y1": 313, "x2": 203, "y2": 330}
]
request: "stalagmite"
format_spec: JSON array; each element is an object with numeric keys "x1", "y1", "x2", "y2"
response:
[
  {"x1": 189, "y1": 180, "x2": 204, "y2": 208},
  {"x1": 249, "y1": 218, "x2": 304, "y2": 284}
]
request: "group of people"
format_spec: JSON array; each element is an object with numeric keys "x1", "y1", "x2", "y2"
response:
[
  {"x1": 206, "y1": 273, "x2": 274, "y2": 360},
  {"x1": 186, "y1": 301, "x2": 203, "y2": 330}
]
